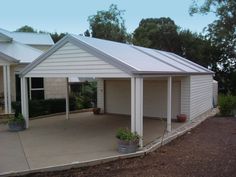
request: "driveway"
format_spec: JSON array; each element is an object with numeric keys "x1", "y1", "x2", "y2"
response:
[{"x1": 0, "y1": 112, "x2": 182, "y2": 174}]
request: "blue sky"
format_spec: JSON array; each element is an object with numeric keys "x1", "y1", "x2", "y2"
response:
[{"x1": 0, "y1": 0, "x2": 215, "y2": 34}]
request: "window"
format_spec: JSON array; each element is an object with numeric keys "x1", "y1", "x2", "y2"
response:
[
  {"x1": 15, "y1": 76, "x2": 45, "y2": 101},
  {"x1": 29, "y1": 78, "x2": 45, "y2": 100}
]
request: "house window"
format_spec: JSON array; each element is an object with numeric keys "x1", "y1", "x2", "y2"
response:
[{"x1": 29, "y1": 78, "x2": 45, "y2": 100}]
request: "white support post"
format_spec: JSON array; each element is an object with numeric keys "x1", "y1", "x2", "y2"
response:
[
  {"x1": 3, "y1": 65, "x2": 8, "y2": 114},
  {"x1": 136, "y1": 77, "x2": 143, "y2": 148},
  {"x1": 131, "y1": 77, "x2": 136, "y2": 133},
  {"x1": 97, "y1": 79, "x2": 105, "y2": 113},
  {"x1": 21, "y1": 77, "x2": 29, "y2": 128},
  {"x1": 65, "y1": 78, "x2": 69, "y2": 120},
  {"x1": 167, "y1": 76, "x2": 172, "y2": 132},
  {"x1": 6, "y1": 65, "x2": 11, "y2": 113},
  {"x1": 131, "y1": 77, "x2": 144, "y2": 148}
]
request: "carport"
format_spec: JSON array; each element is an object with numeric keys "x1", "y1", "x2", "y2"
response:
[{"x1": 20, "y1": 34, "x2": 213, "y2": 147}]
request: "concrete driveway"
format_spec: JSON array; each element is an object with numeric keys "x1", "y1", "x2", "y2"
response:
[{"x1": 0, "y1": 112, "x2": 182, "y2": 174}]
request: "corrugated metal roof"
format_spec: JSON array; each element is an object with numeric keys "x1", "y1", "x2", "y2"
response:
[
  {"x1": 72, "y1": 35, "x2": 213, "y2": 74},
  {"x1": 0, "y1": 41, "x2": 43, "y2": 63},
  {"x1": 21, "y1": 34, "x2": 213, "y2": 77},
  {"x1": 0, "y1": 28, "x2": 54, "y2": 45}
]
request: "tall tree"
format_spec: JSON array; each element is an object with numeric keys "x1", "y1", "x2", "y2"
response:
[
  {"x1": 15, "y1": 25, "x2": 37, "y2": 33},
  {"x1": 190, "y1": 0, "x2": 236, "y2": 94},
  {"x1": 50, "y1": 32, "x2": 67, "y2": 43},
  {"x1": 133, "y1": 18, "x2": 182, "y2": 54},
  {"x1": 179, "y1": 30, "x2": 221, "y2": 68},
  {"x1": 87, "y1": 4, "x2": 128, "y2": 43}
]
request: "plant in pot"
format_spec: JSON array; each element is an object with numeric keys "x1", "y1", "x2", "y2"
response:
[
  {"x1": 116, "y1": 128, "x2": 140, "y2": 154},
  {"x1": 93, "y1": 107, "x2": 101, "y2": 115},
  {"x1": 177, "y1": 114, "x2": 187, "y2": 122},
  {"x1": 8, "y1": 114, "x2": 26, "y2": 132}
]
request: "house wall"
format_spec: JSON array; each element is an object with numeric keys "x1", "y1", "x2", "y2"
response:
[
  {"x1": 26, "y1": 42, "x2": 130, "y2": 78},
  {"x1": 44, "y1": 78, "x2": 67, "y2": 99},
  {"x1": 97, "y1": 79, "x2": 105, "y2": 113},
  {"x1": 181, "y1": 76, "x2": 190, "y2": 119},
  {"x1": 189, "y1": 75, "x2": 213, "y2": 120},
  {"x1": 0, "y1": 65, "x2": 17, "y2": 101},
  {"x1": 104, "y1": 79, "x2": 181, "y2": 119},
  {"x1": 29, "y1": 45, "x2": 52, "y2": 52}
]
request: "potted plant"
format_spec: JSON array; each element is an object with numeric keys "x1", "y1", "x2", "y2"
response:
[
  {"x1": 93, "y1": 107, "x2": 101, "y2": 115},
  {"x1": 8, "y1": 114, "x2": 26, "y2": 132},
  {"x1": 177, "y1": 114, "x2": 187, "y2": 122},
  {"x1": 116, "y1": 128, "x2": 140, "y2": 154}
]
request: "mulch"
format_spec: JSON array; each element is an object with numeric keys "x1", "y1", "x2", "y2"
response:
[{"x1": 20, "y1": 117, "x2": 236, "y2": 177}]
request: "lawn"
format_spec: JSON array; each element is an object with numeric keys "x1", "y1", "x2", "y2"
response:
[{"x1": 23, "y1": 117, "x2": 236, "y2": 177}]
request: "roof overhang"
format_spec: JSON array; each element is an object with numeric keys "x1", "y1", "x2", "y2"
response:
[{"x1": 0, "y1": 51, "x2": 19, "y2": 64}]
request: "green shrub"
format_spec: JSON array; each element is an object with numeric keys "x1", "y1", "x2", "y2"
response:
[
  {"x1": 116, "y1": 128, "x2": 140, "y2": 142},
  {"x1": 218, "y1": 95, "x2": 236, "y2": 116},
  {"x1": 12, "y1": 97, "x2": 77, "y2": 118},
  {"x1": 8, "y1": 114, "x2": 25, "y2": 124}
]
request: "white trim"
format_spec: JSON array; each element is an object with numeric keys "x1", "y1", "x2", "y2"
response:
[{"x1": 167, "y1": 76, "x2": 172, "y2": 132}]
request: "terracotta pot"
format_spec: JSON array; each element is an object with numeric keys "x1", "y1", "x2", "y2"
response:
[
  {"x1": 93, "y1": 108, "x2": 101, "y2": 115},
  {"x1": 177, "y1": 114, "x2": 187, "y2": 122}
]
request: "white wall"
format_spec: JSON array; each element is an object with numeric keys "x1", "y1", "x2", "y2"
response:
[
  {"x1": 27, "y1": 42, "x2": 129, "y2": 78},
  {"x1": 104, "y1": 79, "x2": 181, "y2": 118},
  {"x1": 181, "y1": 76, "x2": 190, "y2": 119},
  {"x1": 189, "y1": 75, "x2": 213, "y2": 119},
  {"x1": 0, "y1": 65, "x2": 17, "y2": 101},
  {"x1": 97, "y1": 79, "x2": 105, "y2": 113},
  {"x1": 44, "y1": 78, "x2": 67, "y2": 99}
]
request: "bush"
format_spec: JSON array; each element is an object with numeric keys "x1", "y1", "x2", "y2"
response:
[
  {"x1": 116, "y1": 128, "x2": 140, "y2": 142},
  {"x1": 12, "y1": 97, "x2": 77, "y2": 118},
  {"x1": 218, "y1": 95, "x2": 236, "y2": 116}
]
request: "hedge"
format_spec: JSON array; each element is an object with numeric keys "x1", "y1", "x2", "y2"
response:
[
  {"x1": 12, "y1": 97, "x2": 77, "y2": 118},
  {"x1": 218, "y1": 95, "x2": 236, "y2": 116}
]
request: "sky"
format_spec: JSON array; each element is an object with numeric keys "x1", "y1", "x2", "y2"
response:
[{"x1": 0, "y1": 0, "x2": 216, "y2": 35}]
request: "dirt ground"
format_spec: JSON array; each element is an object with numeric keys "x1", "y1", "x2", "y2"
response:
[{"x1": 21, "y1": 117, "x2": 236, "y2": 177}]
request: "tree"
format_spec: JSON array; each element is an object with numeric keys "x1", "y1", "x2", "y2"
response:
[
  {"x1": 15, "y1": 25, "x2": 37, "y2": 33},
  {"x1": 190, "y1": 0, "x2": 236, "y2": 94},
  {"x1": 179, "y1": 30, "x2": 221, "y2": 68},
  {"x1": 84, "y1": 29, "x2": 90, "y2": 37},
  {"x1": 133, "y1": 18, "x2": 182, "y2": 54},
  {"x1": 50, "y1": 32, "x2": 67, "y2": 43},
  {"x1": 87, "y1": 4, "x2": 129, "y2": 43}
]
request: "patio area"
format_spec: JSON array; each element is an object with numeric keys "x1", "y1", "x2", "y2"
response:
[{"x1": 0, "y1": 112, "x2": 183, "y2": 174}]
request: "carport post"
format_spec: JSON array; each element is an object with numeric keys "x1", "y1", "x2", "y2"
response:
[
  {"x1": 21, "y1": 77, "x2": 29, "y2": 128},
  {"x1": 167, "y1": 76, "x2": 172, "y2": 132},
  {"x1": 65, "y1": 78, "x2": 69, "y2": 120},
  {"x1": 131, "y1": 77, "x2": 136, "y2": 132},
  {"x1": 131, "y1": 77, "x2": 143, "y2": 148}
]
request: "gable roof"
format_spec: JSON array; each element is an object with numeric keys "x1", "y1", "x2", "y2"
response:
[
  {"x1": 20, "y1": 34, "x2": 213, "y2": 77},
  {"x1": 0, "y1": 40, "x2": 43, "y2": 63},
  {"x1": 0, "y1": 28, "x2": 54, "y2": 46}
]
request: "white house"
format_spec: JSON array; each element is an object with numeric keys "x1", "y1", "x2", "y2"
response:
[
  {"x1": 20, "y1": 34, "x2": 214, "y2": 147},
  {"x1": 0, "y1": 28, "x2": 67, "y2": 114}
]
